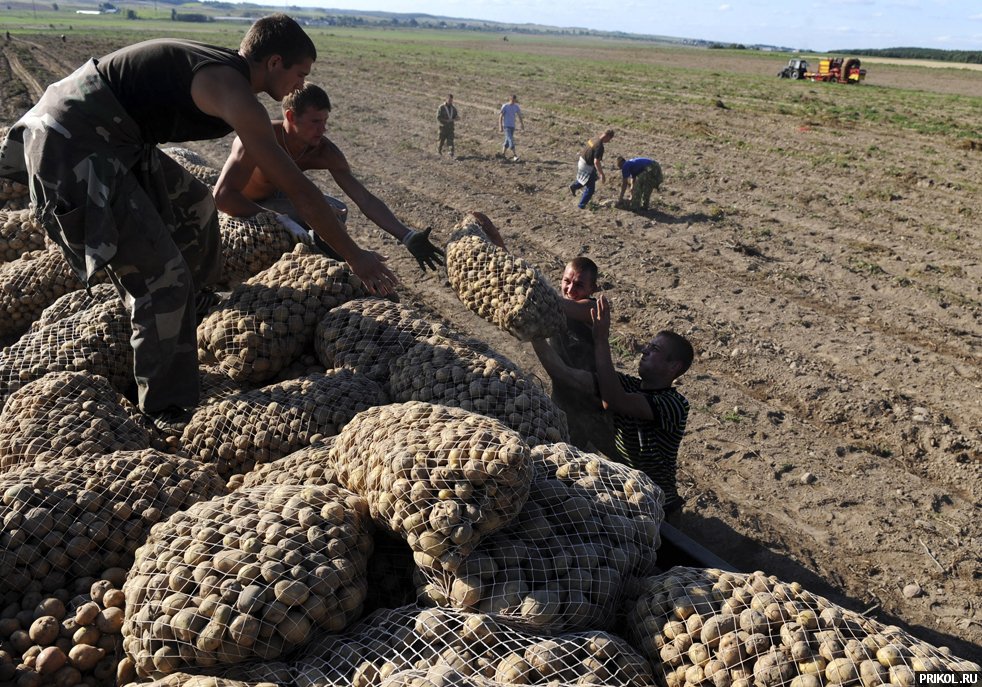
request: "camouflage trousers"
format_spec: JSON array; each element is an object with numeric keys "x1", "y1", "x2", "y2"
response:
[
  {"x1": 0, "y1": 60, "x2": 221, "y2": 413},
  {"x1": 631, "y1": 161, "x2": 663, "y2": 210},
  {"x1": 438, "y1": 123, "x2": 455, "y2": 154}
]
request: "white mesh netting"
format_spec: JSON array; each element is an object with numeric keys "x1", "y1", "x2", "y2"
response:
[
  {"x1": 218, "y1": 212, "x2": 299, "y2": 288},
  {"x1": 0, "y1": 297, "x2": 132, "y2": 412},
  {"x1": 313, "y1": 298, "x2": 451, "y2": 387},
  {"x1": 444, "y1": 216, "x2": 565, "y2": 342},
  {"x1": 198, "y1": 245, "x2": 369, "y2": 384},
  {"x1": 388, "y1": 335, "x2": 568, "y2": 446},
  {"x1": 0, "y1": 207, "x2": 46, "y2": 264},
  {"x1": 328, "y1": 401, "x2": 533, "y2": 575},
  {"x1": 228, "y1": 438, "x2": 338, "y2": 492},
  {"x1": 0, "y1": 450, "x2": 226, "y2": 597},
  {"x1": 181, "y1": 369, "x2": 387, "y2": 478},
  {"x1": 292, "y1": 605, "x2": 655, "y2": 687},
  {"x1": 122, "y1": 483, "x2": 374, "y2": 678},
  {"x1": 0, "y1": 244, "x2": 86, "y2": 341},
  {"x1": 0, "y1": 370, "x2": 150, "y2": 473},
  {"x1": 28, "y1": 283, "x2": 119, "y2": 334},
  {"x1": 623, "y1": 567, "x2": 980, "y2": 687},
  {"x1": 162, "y1": 146, "x2": 221, "y2": 186},
  {"x1": 415, "y1": 443, "x2": 664, "y2": 634}
]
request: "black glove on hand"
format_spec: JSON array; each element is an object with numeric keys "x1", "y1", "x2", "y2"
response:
[{"x1": 402, "y1": 227, "x2": 445, "y2": 273}]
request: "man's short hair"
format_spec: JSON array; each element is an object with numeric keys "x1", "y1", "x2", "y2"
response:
[
  {"x1": 657, "y1": 330, "x2": 695, "y2": 376},
  {"x1": 604, "y1": 128, "x2": 615, "y2": 138},
  {"x1": 567, "y1": 256, "x2": 599, "y2": 286},
  {"x1": 283, "y1": 83, "x2": 332, "y2": 116},
  {"x1": 615, "y1": 156, "x2": 626, "y2": 168},
  {"x1": 241, "y1": 13, "x2": 316, "y2": 68}
]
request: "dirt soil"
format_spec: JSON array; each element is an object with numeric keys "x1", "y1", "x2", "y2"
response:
[{"x1": 3, "y1": 34, "x2": 980, "y2": 661}]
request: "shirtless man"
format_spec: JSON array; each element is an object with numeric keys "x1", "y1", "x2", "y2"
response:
[{"x1": 214, "y1": 83, "x2": 443, "y2": 272}]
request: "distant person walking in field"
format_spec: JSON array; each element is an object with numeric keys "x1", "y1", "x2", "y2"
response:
[
  {"x1": 615, "y1": 156, "x2": 663, "y2": 210},
  {"x1": 437, "y1": 93, "x2": 460, "y2": 158},
  {"x1": 498, "y1": 94, "x2": 524, "y2": 161},
  {"x1": 568, "y1": 129, "x2": 614, "y2": 209}
]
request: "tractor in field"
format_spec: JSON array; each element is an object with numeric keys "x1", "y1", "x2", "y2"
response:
[
  {"x1": 777, "y1": 58, "x2": 809, "y2": 80},
  {"x1": 806, "y1": 57, "x2": 866, "y2": 83}
]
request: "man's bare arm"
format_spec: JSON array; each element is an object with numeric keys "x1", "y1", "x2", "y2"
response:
[
  {"x1": 191, "y1": 67, "x2": 396, "y2": 294},
  {"x1": 592, "y1": 296, "x2": 654, "y2": 419},
  {"x1": 214, "y1": 137, "x2": 267, "y2": 217},
  {"x1": 531, "y1": 339, "x2": 596, "y2": 398},
  {"x1": 324, "y1": 150, "x2": 413, "y2": 242}
]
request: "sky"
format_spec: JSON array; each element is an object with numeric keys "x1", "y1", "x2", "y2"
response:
[{"x1": 280, "y1": 0, "x2": 982, "y2": 51}]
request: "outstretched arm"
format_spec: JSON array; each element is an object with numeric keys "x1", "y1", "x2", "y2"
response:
[
  {"x1": 618, "y1": 175, "x2": 630, "y2": 202},
  {"x1": 592, "y1": 296, "x2": 654, "y2": 419},
  {"x1": 214, "y1": 136, "x2": 266, "y2": 217},
  {"x1": 531, "y1": 339, "x2": 596, "y2": 398},
  {"x1": 327, "y1": 149, "x2": 443, "y2": 272},
  {"x1": 192, "y1": 66, "x2": 397, "y2": 295}
]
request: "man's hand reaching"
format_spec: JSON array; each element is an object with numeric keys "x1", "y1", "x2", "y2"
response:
[
  {"x1": 348, "y1": 248, "x2": 398, "y2": 296},
  {"x1": 402, "y1": 227, "x2": 445, "y2": 272}
]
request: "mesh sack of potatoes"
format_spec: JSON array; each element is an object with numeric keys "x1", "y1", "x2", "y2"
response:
[
  {"x1": 181, "y1": 369, "x2": 387, "y2": 479},
  {"x1": 0, "y1": 370, "x2": 150, "y2": 473},
  {"x1": 0, "y1": 449, "x2": 226, "y2": 598},
  {"x1": 1, "y1": 208, "x2": 46, "y2": 264},
  {"x1": 28, "y1": 283, "x2": 119, "y2": 334},
  {"x1": 328, "y1": 401, "x2": 533, "y2": 574},
  {"x1": 126, "y1": 674, "x2": 284, "y2": 687},
  {"x1": 293, "y1": 604, "x2": 655, "y2": 687},
  {"x1": 444, "y1": 213, "x2": 496, "y2": 246},
  {"x1": 199, "y1": 364, "x2": 256, "y2": 410},
  {"x1": 218, "y1": 211, "x2": 301, "y2": 287},
  {"x1": 314, "y1": 297, "x2": 454, "y2": 386},
  {"x1": 388, "y1": 335, "x2": 568, "y2": 446},
  {"x1": 198, "y1": 244, "x2": 368, "y2": 384},
  {"x1": 228, "y1": 437, "x2": 338, "y2": 492},
  {"x1": 444, "y1": 220, "x2": 565, "y2": 342},
  {"x1": 622, "y1": 567, "x2": 980, "y2": 687},
  {"x1": 121, "y1": 483, "x2": 373, "y2": 678},
  {"x1": 415, "y1": 443, "x2": 664, "y2": 633},
  {"x1": 269, "y1": 348, "x2": 327, "y2": 384},
  {"x1": 161, "y1": 147, "x2": 221, "y2": 187},
  {"x1": 0, "y1": 297, "x2": 132, "y2": 411},
  {"x1": 0, "y1": 244, "x2": 86, "y2": 340}
]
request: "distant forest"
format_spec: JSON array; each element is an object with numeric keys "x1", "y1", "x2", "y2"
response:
[{"x1": 834, "y1": 47, "x2": 982, "y2": 64}]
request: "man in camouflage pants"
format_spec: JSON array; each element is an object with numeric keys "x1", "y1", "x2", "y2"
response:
[
  {"x1": 0, "y1": 15, "x2": 398, "y2": 430},
  {"x1": 615, "y1": 156, "x2": 663, "y2": 211},
  {"x1": 0, "y1": 60, "x2": 219, "y2": 423}
]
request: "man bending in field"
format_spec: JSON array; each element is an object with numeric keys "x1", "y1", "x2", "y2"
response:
[{"x1": 214, "y1": 83, "x2": 443, "y2": 272}]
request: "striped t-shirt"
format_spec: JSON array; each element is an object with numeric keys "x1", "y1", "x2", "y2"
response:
[{"x1": 612, "y1": 373, "x2": 689, "y2": 513}]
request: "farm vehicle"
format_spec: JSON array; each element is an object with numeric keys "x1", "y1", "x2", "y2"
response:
[
  {"x1": 777, "y1": 58, "x2": 809, "y2": 79},
  {"x1": 778, "y1": 56, "x2": 867, "y2": 83}
]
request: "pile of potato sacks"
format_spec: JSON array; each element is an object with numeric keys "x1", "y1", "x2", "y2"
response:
[{"x1": 0, "y1": 203, "x2": 978, "y2": 687}]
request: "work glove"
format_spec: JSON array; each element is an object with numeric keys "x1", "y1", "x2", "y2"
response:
[
  {"x1": 274, "y1": 213, "x2": 313, "y2": 245},
  {"x1": 402, "y1": 227, "x2": 445, "y2": 273}
]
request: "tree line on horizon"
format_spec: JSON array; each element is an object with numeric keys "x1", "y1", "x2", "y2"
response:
[{"x1": 832, "y1": 47, "x2": 982, "y2": 64}]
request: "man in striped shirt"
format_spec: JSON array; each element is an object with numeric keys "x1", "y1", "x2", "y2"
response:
[{"x1": 592, "y1": 296, "x2": 693, "y2": 521}]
